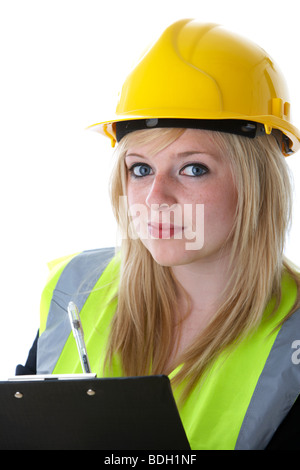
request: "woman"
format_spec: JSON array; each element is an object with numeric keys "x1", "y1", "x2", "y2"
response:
[{"x1": 17, "y1": 19, "x2": 300, "y2": 450}]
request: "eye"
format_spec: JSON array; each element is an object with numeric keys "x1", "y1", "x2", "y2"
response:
[
  {"x1": 129, "y1": 163, "x2": 153, "y2": 178},
  {"x1": 180, "y1": 163, "x2": 209, "y2": 177}
]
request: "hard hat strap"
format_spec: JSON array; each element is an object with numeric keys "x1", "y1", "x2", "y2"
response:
[{"x1": 115, "y1": 118, "x2": 266, "y2": 143}]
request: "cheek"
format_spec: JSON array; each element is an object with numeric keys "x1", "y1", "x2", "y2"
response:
[
  {"x1": 126, "y1": 185, "x2": 149, "y2": 237},
  {"x1": 127, "y1": 182, "x2": 146, "y2": 206},
  {"x1": 203, "y1": 182, "x2": 237, "y2": 233}
]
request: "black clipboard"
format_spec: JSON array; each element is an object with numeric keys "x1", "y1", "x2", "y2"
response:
[{"x1": 0, "y1": 375, "x2": 190, "y2": 450}]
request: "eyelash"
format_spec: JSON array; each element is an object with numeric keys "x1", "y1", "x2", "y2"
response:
[{"x1": 128, "y1": 162, "x2": 209, "y2": 178}]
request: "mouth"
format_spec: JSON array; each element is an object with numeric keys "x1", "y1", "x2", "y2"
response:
[{"x1": 147, "y1": 222, "x2": 184, "y2": 239}]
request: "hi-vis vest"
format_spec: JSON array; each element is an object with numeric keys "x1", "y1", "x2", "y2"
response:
[{"x1": 37, "y1": 248, "x2": 300, "y2": 450}]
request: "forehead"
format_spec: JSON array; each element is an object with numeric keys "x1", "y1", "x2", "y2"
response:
[{"x1": 125, "y1": 128, "x2": 224, "y2": 160}]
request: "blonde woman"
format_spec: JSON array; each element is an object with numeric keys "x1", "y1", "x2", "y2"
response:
[{"x1": 17, "y1": 19, "x2": 300, "y2": 450}]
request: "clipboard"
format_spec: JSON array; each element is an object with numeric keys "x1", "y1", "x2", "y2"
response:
[{"x1": 0, "y1": 375, "x2": 191, "y2": 450}]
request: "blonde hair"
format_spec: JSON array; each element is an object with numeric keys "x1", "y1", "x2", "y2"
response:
[{"x1": 105, "y1": 127, "x2": 300, "y2": 401}]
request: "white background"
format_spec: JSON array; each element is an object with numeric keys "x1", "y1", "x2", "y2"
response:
[{"x1": 0, "y1": 0, "x2": 300, "y2": 379}]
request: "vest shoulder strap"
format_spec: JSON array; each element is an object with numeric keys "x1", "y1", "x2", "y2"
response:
[{"x1": 37, "y1": 247, "x2": 116, "y2": 374}]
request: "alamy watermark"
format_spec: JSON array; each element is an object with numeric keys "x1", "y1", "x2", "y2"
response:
[
  {"x1": 119, "y1": 196, "x2": 204, "y2": 250},
  {"x1": 291, "y1": 340, "x2": 300, "y2": 365}
]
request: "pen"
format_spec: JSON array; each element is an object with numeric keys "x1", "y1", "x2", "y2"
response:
[{"x1": 67, "y1": 301, "x2": 91, "y2": 374}]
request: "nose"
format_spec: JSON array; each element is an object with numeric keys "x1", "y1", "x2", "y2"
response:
[{"x1": 145, "y1": 174, "x2": 178, "y2": 209}]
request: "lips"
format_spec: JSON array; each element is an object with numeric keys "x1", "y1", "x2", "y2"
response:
[{"x1": 148, "y1": 222, "x2": 183, "y2": 239}]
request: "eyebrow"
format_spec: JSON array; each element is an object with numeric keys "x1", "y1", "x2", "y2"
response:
[{"x1": 125, "y1": 151, "x2": 210, "y2": 159}]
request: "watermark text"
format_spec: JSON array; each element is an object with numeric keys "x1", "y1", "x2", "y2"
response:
[{"x1": 119, "y1": 197, "x2": 204, "y2": 251}]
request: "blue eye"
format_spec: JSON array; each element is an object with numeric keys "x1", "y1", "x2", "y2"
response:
[
  {"x1": 129, "y1": 163, "x2": 153, "y2": 178},
  {"x1": 180, "y1": 164, "x2": 208, "y2": 177}
]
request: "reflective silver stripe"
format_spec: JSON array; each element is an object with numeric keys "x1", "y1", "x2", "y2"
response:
[
  {"x1": 235, "y1": 308, "x2": 300, "y2": 450},
  {"x1": 37, "y1": 247, "x2": 115, "y2": 374}
]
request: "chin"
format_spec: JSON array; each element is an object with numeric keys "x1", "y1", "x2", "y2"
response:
[{"x1": 142, "y1": 239, "x2": 201, "y2": 267}]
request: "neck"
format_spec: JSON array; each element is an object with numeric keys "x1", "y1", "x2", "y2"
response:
[{"x1": 171, "y1": 251, "x2": 233, "y2": 321}]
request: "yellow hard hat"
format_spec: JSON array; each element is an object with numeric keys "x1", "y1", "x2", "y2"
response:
[{"x1": 89, "y1": 19, "x2": 300, "y2": 155}]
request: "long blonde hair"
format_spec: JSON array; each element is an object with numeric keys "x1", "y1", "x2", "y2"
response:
[{"x1": 105, "y1": 127, "x2": 300, "y2": 400}]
